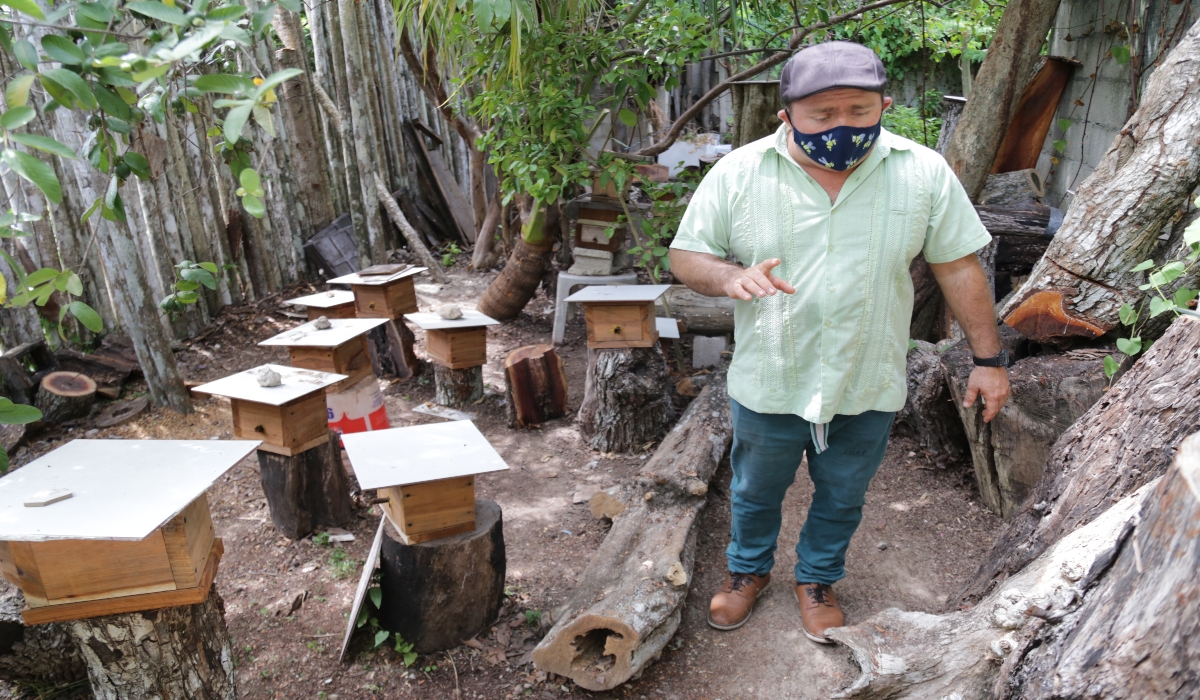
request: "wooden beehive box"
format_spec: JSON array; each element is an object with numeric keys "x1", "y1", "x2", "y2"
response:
[
  {"x1": 284, "y1": 290, "x2": 358, "y2": 321},
  {"x1": 259, "y1": 318, "x2": 388, "y2": 391},
  {"x1": 0, "y1": 439, "x2": 259, "y2": 623},
  {"x1": 193, "y1": 365, "x2": 347, "y2": 456},
  {"x1": 404, "y1": 310, "x2": 499, "y2": 369},
  {"x1": 564, "y1": 284, "x2": 672, "y2": 349},
  {"x1": 328, "y1": 266, "x2": 426, "y2": 320},
  {"x1": 341, "y1": 421, "x2": 508, "y2": 544}
]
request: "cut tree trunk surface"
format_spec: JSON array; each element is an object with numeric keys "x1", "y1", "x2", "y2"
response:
[
  {"x1": 503, "y1": 344, "x2": 568, "y2": 428},
  {"x1": 892, "y1": 340, "x2": 968, "y2": 462},
  {"x1": 533, "y1": 375, "x2": 731, "y2": 691},
  {"x1": 66, "y1": 587, "x2": 236, "y2": 700},
  {"x1": 257, "y1": 430, "x2": 354, "y2": 540},
  {"x1": 0, "y1": 580, "x2": 85, "y2": 688},
  {"x1": 33, "y1": 371, "x2": 96, "y2": 426},
  {"x1": 989, "y1": 57, "x2": 1077, "y2": 174},
  {"x1": 1001, "y1": 17, "x2": 1200, "y2": 343},
  {"x1": 957, "y1": 315, "x2": 1200, "y2": 604},
  {"x1": 578, "y1": 346, "x2": 675, "y2": 453},
  {"x1": 433, "y1": 364, "x2": 482, "y2": 407},
  {"x1": 377, "y1": 499, "x2": 504, "y2": 654}
]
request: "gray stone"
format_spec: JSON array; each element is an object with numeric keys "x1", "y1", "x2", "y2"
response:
[
  {"x1": 692, "y1": 335, "x2": 729, "y2": 368},
  {"x1": 568, "y1": 247, "x2": 614, "y2": 276}
]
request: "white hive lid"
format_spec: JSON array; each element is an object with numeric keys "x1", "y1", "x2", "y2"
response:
[
  {"x1": 341, "y1": 420, "x2": 508, "y2": 490},
  {"x1": 258, "y1": 318, "x2": 389, "y2": 347},
  {"x1": 403, "y1": 310, "x2": 500, "y2": 331},
  {"x1": 563, "y1": 284, "x2": 671, "y2": 304},
  {"x1": 191, "y1": 365, "x2": 347, "y2": 405}
]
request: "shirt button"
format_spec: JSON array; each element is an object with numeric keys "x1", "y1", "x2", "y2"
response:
[
  {"x1": 822, "y1": 357, "x2": 829, "y2": 364},
  {"x1": 827, "y1": 286, "x2": 836, "y2": 293},
  {"x1": 827, "y1": 245, "x2": 835, "y2": 252},
  {"x1": 824, "y1": 320, "x2": 833, "y2": 327}
]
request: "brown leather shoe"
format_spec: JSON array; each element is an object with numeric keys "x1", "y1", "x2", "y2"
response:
[
  {"x1": 795, "y1": 582, "x2": 843, "y2": 643},
  {"x1": 707, "y1": 572, "x2": 771, "y2": 630}
]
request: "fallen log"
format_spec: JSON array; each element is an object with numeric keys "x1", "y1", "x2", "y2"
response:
[
  {"x1": 956, "y1": 315, "x2": 1200, "y2": 603},
  {"x1": 974, "y1": 203, "x2": 1059, "y2": 239},
  {"x1": 533, "y1": 374, "x2": 731, "y2": 690},
  {"x1": 578, "y1": 346, "x2": 675, "y2": 453},
  {"x1": 503, "y1": 344, "x2": 568, "y2": 428},
  {"x1": 656, "y1": 285, "x2": 734, "y2": 335},
  {"x1": 1000, "y1": 16, "x2": 1200, "y2": 342},
  {"x1": 892, "y1": 340, "x2": 968, "y2": 462}
]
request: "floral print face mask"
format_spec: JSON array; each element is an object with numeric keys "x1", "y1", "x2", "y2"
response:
[{"x1": 789, "y1": 118, "x2": 881, "y2": 171}]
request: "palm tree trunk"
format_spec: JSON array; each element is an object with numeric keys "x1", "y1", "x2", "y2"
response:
[{"x1": 478, "y1": 200, "x2": 554, "y2": 320}]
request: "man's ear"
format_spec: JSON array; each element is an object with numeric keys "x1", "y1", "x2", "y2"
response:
[
  {"x1": 882, "y1": 96, "x2": 894, "y2": 111},
  {"x1": 778, "y1": 108, "x2": 790, "y2": 125}
]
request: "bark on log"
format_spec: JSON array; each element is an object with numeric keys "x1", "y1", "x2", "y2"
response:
[
  {"x1": 943, "y1": 0, "x2": 1063, "y2": 201},
  {"x1": 377, "y1": 499, "x2": 505, "y2": 654},
  {"x1": 33, "y1": 371, "x2": 96, "y2": 426},
  {"x1": 933, "y1": 96, "x2": 966, "y2": 156},
  {"x1": 957, "y1": 315, "x2": 1200, "y2": 603},
  {"x1": 373, "y1": 173, "x2": 448, "y2": 284},
  {"x1": 257, "y1": 431, "x2": 354, "y2": 540},
  {"x1": 975, "y1": 204, "x2": 1056, "y2": 238},
  {"x1": 503, "y1": 344, "x2": 568, "y2": 428},
  {"x1": 367, "y1": 319, "x2": 418, "y2": 380},
  {"x1": 66, "y1": 587, "x2": 236, "y2": 700},
  {"x1": 477, "y1": 238, "x2": 554, "y2": 322},
  {"x1": 533, "y1": 376, "x2": 731, "y2": 691},
  {"x1": 578, "y1": 346, "x2": 675, "y2": 453},
  {"x1": 433, "y1": 364, "x2": 483, "y2": 407},
  {"x1": 657, "y1": 285, "x2": 735, "y2": 335},
  {"x1": 730, "y1": 81, "x2": 781, "y2": 148},
  {"x1": 977, "y1": 168, "x2": 1044, "y2": 205},
  {"x1": 0, "y1": 580, "x2": 86, "y2": 688},
  {"x1": 892, "y1": 340, "x2": 968, "y2": 462},
  {"x1": 1000, "y1": 17, "x2": 1200, "y2": 343},
  {"x1": 942, "y1": 342, "x2": 1107, "y2": 519}
]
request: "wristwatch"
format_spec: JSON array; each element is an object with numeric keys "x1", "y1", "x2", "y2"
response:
[{"x1": 973, "y1": 349, "x2": 1009, "y2": 368}]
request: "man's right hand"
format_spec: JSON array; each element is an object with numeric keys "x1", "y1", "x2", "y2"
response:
[{"x1": 724, "y1": 258, "x2": 796, "y2": 301}]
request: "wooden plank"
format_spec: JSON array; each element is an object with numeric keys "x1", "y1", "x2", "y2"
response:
[
  {"x1": 0, "y1": 541, "x2": 46, "y2": 600},
  {"x1": 22, "y1": 540, "x2": 224, "y2": 624},
  {"x1": 397, "y1": 521, "x2": 475, "y2": 545},
  {"x1": 30, "y1": 530, "x2": 177, "y2": 602},
  {"x1": 288, "y1": 345, "x2": 337, "y2": 373},
  {"x1": 586, "y1": 303, "x2": 652, "y2": 345},
  {"x1": 308, "y1": 303, "x2": 357, "y2": 320},
  {"x1": 425, "y1": 150, "x2": 477, "y2": 244},
  {"x1": 160, "y1": 495, "x2": 215, "y2": 588}
]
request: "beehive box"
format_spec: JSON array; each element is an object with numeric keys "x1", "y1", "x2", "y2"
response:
[
  {"x1": 404, "y1": 310, "x2": 499, "y2": 370},
  {"x1": 284, "y1": 290, "x2": 358, "y2": 321},
  {"x1": 259, "y1": 318, "x2": 388, "y2": 391},
  {"x1": 564, "y1": 284, "x2": 672, "y2": 349},
  {"x1": 328, "y1": 266, "x2": 426, "y2": 320}
]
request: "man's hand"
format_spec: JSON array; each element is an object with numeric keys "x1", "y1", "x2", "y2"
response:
[
  {"x1": 724, "y1": 258, "x2": 796, "y2": 301},
  {"x1": 963, "y1": 366, "x2": 1010, "y2": 423}
]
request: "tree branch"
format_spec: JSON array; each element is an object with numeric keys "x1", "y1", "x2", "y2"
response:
[{"x1": 398, "y1": 29, "x2": 479, "y2": 146}]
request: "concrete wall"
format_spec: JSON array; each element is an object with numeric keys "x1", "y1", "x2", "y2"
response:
[{"x1": 1038, "y1": 0, "x2": 1193, "y2": 208}]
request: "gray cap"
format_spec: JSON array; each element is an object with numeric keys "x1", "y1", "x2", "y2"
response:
[{"x1": 780, "y1": 41, "x2": 887, "y2": 105}]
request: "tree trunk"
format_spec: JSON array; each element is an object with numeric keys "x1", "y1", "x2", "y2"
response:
[
  {"x1": 1000, "y1": 17, "x2": 1200, "y2": 343},
  {"x1": 933, "y1": 96, "x2": 966, "y2": 155},
  {"x1": 503, "y1": 344, "x2": 568, "y2": 428},
  {"x1": 730, "y1": 81, "x2": 781, "y2": 148},
  {"x1": 533, "y1": 376, "x2": 731, "y2": 691},
  {"x1": 377, "y1": 499, "x2": 504, "y2": 654},
  {"x1": 578, "y1": 346, "x2": 675, "y2": 453},
  {"x1": 433, "y1": 364, "x2": 483, "y2": 407},
  {"x1": 256, "y1": 431, "x2": 354, "y2": 540},
  {"x1": 33, "y1": 371, "x2": 96, "y2": 426},
  {"x1": 990, "y1": 57, "x2": 1078, "y2": 175},
  {"x1": 956, "y1": 316, "x2": 1200, "y2": 604},
  {"x1": 373, "y1": 173, "x2": 447, "y2": 284},
  {"x1": 658, "y1": 285, "x2": 735, "y2": 335},
  {"x1": 366, "y1": 320, "x2": 418, "y2": 381},
  {"x1": 942, "y1": 0, "x2": 1063, "y2": 201},
  {"x1": 478, "y1": 237, "x2": 554, "y2": 321},
  {"x1": 66, "y1": 588, "x2": 236, "y2": 700},
  {"x1": 978, "y1": 168, "x2": 1044, "y2": 205},
  {"x1": 470, "y1": 194, "x2": 503, "y2": 270},
  {"x1": 0, "y1": 580, "x2": 86, "y2": 688},
  {"x1": 892, "y1": 340, "x2": 968, "y2": 462}
]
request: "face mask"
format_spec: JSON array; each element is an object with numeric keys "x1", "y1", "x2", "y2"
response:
[{"x1": 789, "y1": 118, "x2": 881, "y2": 171}]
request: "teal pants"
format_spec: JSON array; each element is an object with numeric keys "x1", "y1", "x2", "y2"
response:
[{"x1": 725, "y1": 399, "x2": 894, "y2": 584}]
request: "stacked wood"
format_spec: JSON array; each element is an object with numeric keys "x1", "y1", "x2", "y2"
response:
[
  {"x1": 400, "y1": 120, "x2": 475, "y2": 245},
  {"x1": 0, "y1": 580, "x2": 86, "y2": 688},
  {"x1": 1001, "y1": 17, "x2": 1200, "y2": 343},
  {"x1": 66, "y1": 588, "x2": 236, "y2": 700},
  {"x1": 33, "y1": 372, "x2": 96, "y2": 426},
  {"x1": 891, "y1": 340, "x2": 968, "y2": 462},
  {"x1": 0, "y1": 340, "x2": 56, "y2": 405},
  {"x1": 504, "y1": 345, "x2": 568, "y2": 428},
  {"x1": 377, "y1": 499, "x2": 504, "y2": 653},
  {"x1": 55, "y1": 335, "x2": 139, "y2": 399},
  {"x1": 257, "y1": 430, "x2": 354, "y2": 540},
  {"x1": 434, "y1": 364, "x2": 483, "y2": 407},
  {"x1": 578, "y1": 347, "x2": 675, "y2": 453},
  {"x1": 533, "y1": 376, "x2": 731, "y2": 690},
  {"x1": 657, "y1": 285, "x2": 735, "y2": 335},
  {"x1": 957, "y1": 315, "x2": 1200, "y2": 603},
  {"x1": 977, "y1": 168, "x2": 1044, "y2": 205},
  {"x1": 974, "y1": 203, "x2": 1055, "y2": 239}
]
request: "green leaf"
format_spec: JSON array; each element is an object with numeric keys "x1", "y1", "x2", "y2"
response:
[
  {"x1": 5, "y1": 73, "x2": 35, "y2": 108},
  {"x1": 194, "y1": 74, "x2": 255, "y2": 94},
  {"x1": 1174, "y1": 286, "x2": 1198, "y2": 309},
  {"x1": 1149, "y1": 295, "x2": 1174, "y2": 318},
  {"x1": 1057, "y1": 118, "x2": 1072, "y2": 133},
  {"x1": 164, "y1": 23, "x2": 224, "y2": 60},
  {"x1": 0, "y1": 105, "x2": 36, "y2": 130},
  {"x1": 131, "y1": 63, "x2": 171, "y2": 82},
  {"x1": 1116, "y1": 336, "x2": 1142, "y2": 356},
  {"x1": 23, "y1": 267, "x2": 58, "y2": 288},
  {"x1": 617, "y1": 108, "x2": 637, "y2": 128},
  {"x1": 241, "y1": 194, "x2": 264, "y2": 218},
  {"x1": 277, "y1": 0, "x2": 301, "y2": 12},
  {"x1": 12, "y1": 40, "x2": 38, "y2": 71},
  {"x1": 1130, "y1": 259, "x2": 1155, "y2": 272},
  {"x1": 252, "y1": 68, "x2": 301, "y2": 98},
  {"x1": 127, "y1": 1, "x2": 187, "y2": 24},
  {"x1": 77, "y1": 2, "x2": 115, "y2": 23},
  {"x1": 104, "y1": 117, "x2": 131, "y2": 134},
  {"x1": 4, "y1": 0, "x2": 45, "y2": 19},
  {"x1": 124, "y1": 152, "x2": 152, "y2": 180},
  {"x1": 41, "y1": 36, "x2": 86, "y2": 65},
  {"x1": 250, "y1": 4, "x2": 276, "y2": 33},
  {"x1": 93, "y1": 85, "x2": 132, "y2": 119},
  {"x1": 68, "y1": 300, "x2": 102, "y2": 331},
  {"x1": 0, "y1": 401, "x2": 42, "y2": 424},
  {"x1": 174, "y1": 278, "x2": 199, "y2": 292},
  {"x1": 198, "y1": 261, "x2": 218, "y2": 275},
  {"x1": 1103, "y1": 355, "x2": 1119, "y2": 379},
  {"x1": 81, "y1": 196, "x2": 102, "y2": 222},
  {"x1": 251, "y1": 104, "x2": 274, "y2": 137},
  {"x1": 238, "y1": 168, "x2": 264, "y2": 197},
  {"x1": 206, "y1": 4, "x2": 248, "y2": 19},
  {"x1": 9, "y1": 133, "x2": 76, "y2": 159},
  {"x1": 53, "y1": 269, "x2": 71, "y2": 292},
  {"x1": 1111, "y1": 44, "x2": 1131, "y2": 65},
  {"x1": 368, "y1": 587, "x2": 381, "y2": 609},
  {"x1": 1118, "y1": 303, "x2": 1137, "y2": 326},
  {"x1": 222, "y1": 103, "x2": 252, "y2": 144},
  {"x1": 65, "y1": 271, "x2": 83, "y2": 296},
  {"x1": 1159, "y1": 260, "x2": 1186, "y2": 284},
  {"x1": 1052, "y1": 139, "x2": 1067, "y2": 154},
  {"x1": 3, "y1": 149, "x2": 61, "y2": 203},
  {"x1": 180, "y1": 267, "x2": 216, "y2": 289},
  {"x1": 42, "y1": 68, "x2": 97, "y2": 109},
  {"x1": 373, "y1": 630, "x2": 389, "y2": 648},
  {"x1": 0, "y1": 448, "x2": 8, "y2": 474}
]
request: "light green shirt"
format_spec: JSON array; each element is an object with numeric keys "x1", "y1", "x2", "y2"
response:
[{"x1": 670, "y1": 124, "x2": 990, "y2": 423}]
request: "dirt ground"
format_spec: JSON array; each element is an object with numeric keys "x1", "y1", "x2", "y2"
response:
[{"x1": 1, "y1": 265, "x2": 1001, "y2": 700}]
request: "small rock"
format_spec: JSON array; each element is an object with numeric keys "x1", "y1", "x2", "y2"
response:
[
  {"x1": 877, "y1": 542, "x2": 889, "y2": 551},
  {"x1": 572, "y1": 485, "x2": 601, "y2": 504},
  {"x1": 256, "y1": 367, "x2": 282, "y2": 387},
  {"x1": 85, "y1": 429, "x2": 98, "y2": 437},
  {"x1": 644, "y1": 491, "x2": 655, "y2": 502},
  {"x1": 436, "y1": 303, "x2": 463, "y2": 320},
  {"x1": 325, "y1": 528, "x2": 355, "y2": 543},
  {"x1": 312, "y1": 315, "x2": 332, "y2": 330}
]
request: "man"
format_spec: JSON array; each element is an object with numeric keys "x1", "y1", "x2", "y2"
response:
[{"x1": 669, "y1": 41, "x2": 1010, "y2": 644}]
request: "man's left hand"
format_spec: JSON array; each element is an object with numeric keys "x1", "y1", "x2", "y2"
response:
[{"x1": 963, "y1": 366, "x2": 1010, "y2": 423}]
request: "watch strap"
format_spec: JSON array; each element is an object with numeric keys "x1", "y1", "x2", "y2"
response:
[{"x1": 973, "y1": 349, "x2": 1009, "y2": 368}]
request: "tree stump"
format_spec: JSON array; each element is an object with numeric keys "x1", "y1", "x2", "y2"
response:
[
  {"x1": 65, "y1": 587, "x2": 236, "y2": 700},
  {"x1": 33, "y1": 371, "x2": 96, "y2": 425},
  {"x1": 503, "y1": 344, "x2": 567, "y2": 428},
  {"x1": 433, "y1": 364, "x2": 482, "y2": 407},
  {"x1": 377, "y1": 499, "x2": 505, "y2": 654},
  {"x1": 257, "y1": 430, "x2": 354, "y2": 539},
  {"x1": 892, "y1": 340, "x2": 968, "y2": 463},
  {"x1": 578, "y1": 346, "x2": 674, "y2": 453},
  {"x1": 367, "y1": 319, "x2": 419, "y2": 380},
  {"x1": 0, "y1": 579, "x2": 86, "y2": 688}
]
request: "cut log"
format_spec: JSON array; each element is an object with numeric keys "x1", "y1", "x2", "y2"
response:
[
  {"x1": 55, "y1": 346, "x2": 134, "y2": 400},
  {"x1": 0, "y1": 579, "x2": 86, "y2": 688},
  {"x1": 657, "y1": 285, "x2": 735, "y2": 335},
  {"x1": 256, "y1": 430, "x2": 354, "y2": 540},
  {"x1": 578, "y1": 346, "x2": 675, "y2": 453},
  {"x1": 933, "y1": 95, "x2": 966, "y2": 156},
  {"x1": 33, "y1": 372, "x2": 97, "y2": 426},
  {"x1": 989, "y1": 57, "x2": 1077, "y2": 174},
  {"x1": 66, "y1": 587, "x2": 236, "y2": 700},
  {"x1": 942, "y1": 341, "x2": 1107, "y2": 519},
  {"x1": 533, "y1": 376, "x2": 731, "y2": 691},
  {"x1": 1000, "y1": 17, "x2": 1200, "y2": 343},
  {"x1": 433, "y1": 364, "x2": 482, "y2": 407},
  {"x1": 377, "y1": 499, "x2": 504, "y2": 654},
  {"x1": 892, "y1": 340, "x2": 968, "y2": 462},
  {"x1": 977, "y1": 168, "x2": 1044, "y2": 205},
  {"x1": 367, "y1": 319, "x2": 419, "y2": 380},
  {"x1": 503, "y1": 344, "x2": 568, "y2": 428},
  {"x1": 957, "y1": 315, "x2": 1200, "y2": 603},
  {"x1": 94, "y1": 397, "x2": 150, "y2": 428},
  {"x1": 974, "y1": 203, "x2": 1058, "y2": 239},
  {"x1": 0, "y1": 340, "x2": 56, "y2": 405}
]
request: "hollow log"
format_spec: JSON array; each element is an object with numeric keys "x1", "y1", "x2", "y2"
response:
[
  {"x1": 892, "y1": 340, "x2": 968, "y2": 462},
  {"x1": 66, "y1": 587, "x2": 235, "y2": 700},
  {"x1": 533, "y1": 375, "x2": 731, "y2": 691},
  {"x1": 1000, "y1": 17, "x2": 1200, "y2": 343},
  {"x1": 377, "y1": 499, "x2": 505, "y2": 654},
  {"x1": 257, "y1": 430, "x2": 354, "y2": 540},
  {"x1": 503, "y1": 344, "x2": 568, "y2": 428},
  {"x1": 433, "y1": 364, "x2": 482, "y2": 407},
  {"x1": 578, "y1": 346, "x2": 675, "y2": 453},
  {"x1": 957, "y1": 315, "x2": 1200, "y2": 604},
  {"x1": 367, "y1": 319, "x2": 418, "y2": 380},
  {"x1": 657, "y1": 285, "x2": 735, "y2": 335},
  {"x1": 33, "y1": 372, "x2": 96, "y2": 426},
  {"x1": 0, "y1": 580, "x2": 86, "y2": 688}
]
